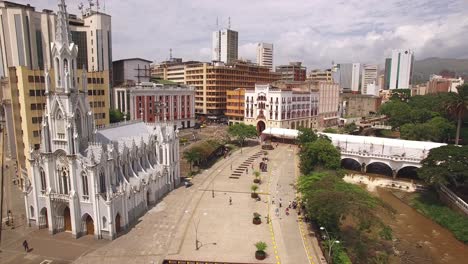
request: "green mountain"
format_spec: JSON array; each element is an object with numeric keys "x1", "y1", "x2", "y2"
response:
[{"x1": 413, "y1": 57, "x2": 468, "y2": 84}]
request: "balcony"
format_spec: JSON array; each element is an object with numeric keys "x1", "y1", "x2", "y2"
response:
[{"x1": 50, "y1": 192, "x2": 70, "y2": 202}]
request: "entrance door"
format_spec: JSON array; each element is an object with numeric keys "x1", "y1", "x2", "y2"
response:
[
  {"x1": 64, "y1": 207, "x2": 71, "y2": 231},
  {"x1": 115, "y1": 213, "x2": 121, "y2": 233},
  {"x1": 147, "y1": 191, "x2": 150, "y2": 206},
  {"x1": 85, "y1": 215, "x2": 94, "y2": 235},
  {"x1": 256, "y1": 121, "x2": 266, "y2": 134}
]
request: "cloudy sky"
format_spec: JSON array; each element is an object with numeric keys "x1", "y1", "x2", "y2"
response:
[{"x1": 23, "y1": 0, "x2": 468, "y2": 69}]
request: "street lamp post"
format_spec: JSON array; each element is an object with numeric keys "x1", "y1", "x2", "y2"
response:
[{"x1": 320, "y1": 226, "x2": 340, "y2": 263}]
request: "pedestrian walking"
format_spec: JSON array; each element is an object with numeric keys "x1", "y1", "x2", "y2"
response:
[
  {"x1": 279, "y1": 198, "x2": 282, "y2": 208},
  {"x1": 229, "y1": 196, "x2": 232, "y2": 205},
  {"x1": 286, "y1": 207, "x2": 290, "y2": 216},
  {"x1": 275, "y1": 207, "x2": 280, "y2": 217},
  {"x1": 246, "y1": 168, "x2": 249, "y2": 174},
  {"x1": 22, "y1": 240, "x2": 29, "y2": 252},
  {"x1": 288, "y1": 201, "x2": 292, "y2": 208}
]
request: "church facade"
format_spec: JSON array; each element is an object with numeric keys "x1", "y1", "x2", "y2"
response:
[{"x1": 23, "y1": 0, "x2": 180, "y2": 240}]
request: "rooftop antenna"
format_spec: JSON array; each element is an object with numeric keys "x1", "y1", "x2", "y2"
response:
[
  {"x1": 169, "y1": 48, "x2": 173, "y2": 60},
  {"x1": 103, "y1": 0, "x2": 106, "y2": 12},
  {"x1": 78, "y1": 2, "x2": 84, "y2": 15},
  {"x1": 96, "y1": 0, "x2": 100, "y2": 11},
  {"x1": 228, "y1": 17, "x2": 231, "y2": 29},
  {"x1": 88, "y1": 0, "x2": 94, "y2": 12}
]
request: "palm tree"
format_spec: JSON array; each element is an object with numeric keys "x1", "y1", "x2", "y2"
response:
[
  {"x1": 183, "y1": 149, "x2": 200, "y2": 172},
  {"x1": 447, "y1": 84, "x2": 468, "y2": 145}
]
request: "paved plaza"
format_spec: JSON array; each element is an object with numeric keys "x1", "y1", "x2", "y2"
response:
[{"x1": 0, "y1": 143, "x2": 325, "y2": 264}]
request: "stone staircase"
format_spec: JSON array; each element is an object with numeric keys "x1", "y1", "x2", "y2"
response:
[{"x1": 229, "y1": 151, "x2": 263, "y2": 179}]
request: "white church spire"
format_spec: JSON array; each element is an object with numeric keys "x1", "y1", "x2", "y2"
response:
[{"x1": 55, "y1": 0, "x2": 72, "y2": 46}]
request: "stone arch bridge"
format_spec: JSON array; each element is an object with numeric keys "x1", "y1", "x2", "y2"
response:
[{"x1": 322, "y1": 133, "x2": 447, "y2": 178}]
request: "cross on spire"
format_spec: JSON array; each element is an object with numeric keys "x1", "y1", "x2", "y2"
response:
[{"x1": 55, "y1": 0, "x2": 71, "y2": 46}]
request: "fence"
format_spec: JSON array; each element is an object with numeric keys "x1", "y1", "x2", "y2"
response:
[{"x1": 439, "y1": 185, "x2": 468, "y2": 216}]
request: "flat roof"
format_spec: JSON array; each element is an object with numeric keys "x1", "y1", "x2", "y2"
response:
[{"x1": 113, "y1": 58, "x2": 152, "y2": 63}]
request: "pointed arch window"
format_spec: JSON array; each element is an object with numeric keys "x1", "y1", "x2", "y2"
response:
[
  {"x1": 99, "y1": 170, "x2": 106, "y2": 194},
  {"x1": 60, "y1": 169, "x2": 69, "y2": 195},
  {"x1": 40, "y1": 167, "x2": 47, "y2": 193},
  {"x1": 81, "y1": 172, "x2": 89, "y2": 197}
]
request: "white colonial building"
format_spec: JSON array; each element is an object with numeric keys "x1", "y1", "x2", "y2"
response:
[
  {"x1": 244, "y1": 84, "x2": 319, "y2": 132},
  {"x1": 23, "y1": 0, "x2": 180, "y2": 240}
]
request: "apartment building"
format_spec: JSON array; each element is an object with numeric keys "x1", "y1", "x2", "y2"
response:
[
  {"x1": 426, "y1": 75, "x2": 464, "y2": 94},
  {"x1": 278, "y1": 80, "x2": 340, "y2": 128},
  {"x1": 256, "y1": 43, "x2": 273, "y2": 70},
  {"x1": 150, "y1": 59, "x2": 200, "y2": 85},
  {"x1": 243, "y1": 84, "x2": 319, "y2": 132},
  {"x1": 113, "y1": 82, "x2": 195, "y2": 128},
  {"x1": 308, "y1": 69, "x2": 333, "y2": 82},
  {"x1": 226, "y1": 88, "x2": 245, "y2": 125},
  {"x1": 0, "y1": 1, "x2": 112, "y2": 76},
  {"x1": 185, "y1": 60, "x2": 281, "y2": 116},
  {"x1": 275, "y1": 62, "x2": 307, "y2": 81},
  {"x1": 361, "y1": 64, "x2": 378, "y2": 94},
  {"x1": 2, "y1": 66, "x2": 109, "y2": 185}
]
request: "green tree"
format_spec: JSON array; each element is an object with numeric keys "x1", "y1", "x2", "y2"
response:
[
  {"x1": 299, "y1": 138, "x2": 341, "y2": 174},
  {"x1": 418, "y1": 145, "x2": 468, "y2": 187},
  {"x1": 297, "y1": 127, "x2": 318, "y2": 146},
  {"x1": 299, "y1": 173, "x2": 383, "y2": 232},
  {"x1": 227, "y1": 123, "x2": 257, "y2": 152},
  {"x1": 183, "y1": 148, "x2": 201, "y2": 172},
  {"x1": 323, "y1": 127, "x2": 339, "y2": 133},
  {"x1": 109, "y1": 109, "x2": 125, "y2": 123},
  {"x1": 446, "y1": 84, "x2": 468, "y2": 145},
  {"x1": 400, "y1": 117, "x2": 454, "y2": 142},
  {"x1": 343, "y1": 122, "x2": 357, "y2": 134}
]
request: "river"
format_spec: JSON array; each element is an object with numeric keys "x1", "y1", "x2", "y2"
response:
[{"x1": 347, "y1": 174, "x2": 468, "y2": 263}]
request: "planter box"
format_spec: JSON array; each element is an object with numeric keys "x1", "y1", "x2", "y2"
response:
[{"x1": 255, "y1": 250, "x2": 266, "y2": 260}]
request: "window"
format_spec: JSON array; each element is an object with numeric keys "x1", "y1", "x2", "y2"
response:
[
  {"x1": 99, "y1": 170, "x2": 106, "y2": 193},
  {"x1": 40, "y1": 168, "x2": 46, "y2": 192},
  {"x1": 30, "y1": 206, "x2": 34, "y2": 218},
  {"x1": 102, "y1": 217, "x2": 107, "y2": 228},
  {"x1": 82, "y1": 172, "x2": 89, "y2": 196}
]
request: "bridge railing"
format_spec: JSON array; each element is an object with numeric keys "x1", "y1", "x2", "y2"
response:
[
  {"x1": 340, "y1": 150, "x2": 421, "y2": 162},
  {"x1": 439, "y1": 185, "x2": 468, "y2": 216}
]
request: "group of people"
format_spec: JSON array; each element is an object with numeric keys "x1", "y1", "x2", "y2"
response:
[{"x1": 273, "y1": 197, "x2": 301, "y2": 217}]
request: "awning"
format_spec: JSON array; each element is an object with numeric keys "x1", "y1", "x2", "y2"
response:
[{"x1": 261, "y1": 127, "x2": 299, "y2": 139}]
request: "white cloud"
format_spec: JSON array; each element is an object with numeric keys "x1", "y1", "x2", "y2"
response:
[{"x1": 23, "y1": 0, "x2": 468, "y2": 69}]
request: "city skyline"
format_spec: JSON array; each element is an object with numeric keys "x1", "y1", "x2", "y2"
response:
[{"x1": 18, "y1": 0, "x2": 468, "y2": 69}]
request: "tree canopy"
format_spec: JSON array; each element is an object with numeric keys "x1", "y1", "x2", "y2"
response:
[
  {"x1": 227, "y1": 123, "x2": 257, "y2": 147},
  {"x1": 379, "y1": 88, "x2": 467, "y2": 143},
  {"x1": 109, "y1": 109, "x2": 125, "y2": 123},
  {"x1": 400, "y1": 116, "x2": 455, "y2": 142},
  {"x1": 296, "y1": 127, "x2": 318, "y2": 146},
  {"x1": 299, "y1": 137, "x2": 341, "y2": 174},
  {"x1": 418, "y1": 145, "x2": 468, "y2": 187},
  {"x1": 445, "y1": 84, "x2": 468, "y2": 145}
]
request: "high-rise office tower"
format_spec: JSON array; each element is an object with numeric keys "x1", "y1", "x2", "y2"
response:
[
  {"x1": 0, "y1": 1, "x2": 112, "y2": 77},
  {"x1": 351, "y1": 63, "x2": 361, "y2": 93},
  {"x1": 361, "y1": 64, "x2": 378, "y2": 94},
  {"x1": 332, "y1": 63, "x2": 360, "y2": 92},
  {"x1": 212, "y1": 28, "x2": 238, "y2": 64},
  {"x1": 389, "y1": 49, "x2": 414, "y2": 89},
  {"x1": 256, "y1": 42, "x2": 273, "y2": 70},
  {"x1": 383, "y1": 58, "x2": 392, "y2": 90}
]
